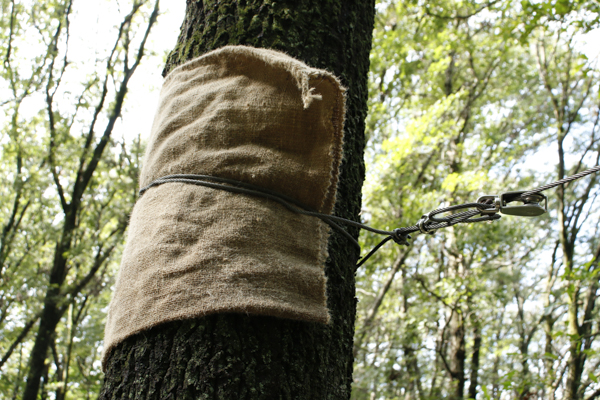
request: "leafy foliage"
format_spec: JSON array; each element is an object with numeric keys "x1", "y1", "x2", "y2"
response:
[
  {"x1": 1, "y1": 0, "x2": 599, "y2": 399},
  {"x1": 353, "y1": 1, "x2": 600, "y2": 399},
  {"x1": 0, "y1": 0, "x2": 158, "y2": 398}
]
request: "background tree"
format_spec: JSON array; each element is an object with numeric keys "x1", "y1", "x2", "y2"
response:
[
  {"x1": 100, "y1": 1, "x2": 375, "y2": 399},
  {"x1": 534, "y1": 24, "x2": 600, "y2": 400},
  {"x1": 352, "y1": 0, "x2": 599, "y2": 399},
  {"x1": 0, "y1": 0, "x2": 159, "y2": 398}
]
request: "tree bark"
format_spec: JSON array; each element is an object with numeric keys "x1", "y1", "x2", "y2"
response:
[
  {"x1": 100, "y1": 1, "x2": 374, "y2": 399},
  {"x1": 445, "y1": 236, "x2": 466, "y2": 400},
  {"x1": 449, "y1": 309, "x2": 466, "y2": 400},
  {"x1": 468, "y1": 322, "x2": 481, "y2": 400}
]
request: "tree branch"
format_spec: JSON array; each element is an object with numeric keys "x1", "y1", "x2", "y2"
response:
[
  {"x1": 45, "y1": 0, "x2": 74, "y2": 213},
  {"x1": 0, "y1": 313, "x2": 41, "y2": 371},
  {"x1": 586, "y1": 388, "x2": 600, "y2": 400},
  {"x1": 3, "y1": 0, "x2": 17, "y2": 68},
  {"x1": 353, "y1": 248, "x2": 410, "y2": 356},
  {"x1": 413, "y1": 273, "x2": 455, "y2": 309},
  {"x1": 425, "y1": 0, "x2": 500, "y2": 21},
  {"x1": 74, "y1": 0, "x2": 159, "y2": 204}
]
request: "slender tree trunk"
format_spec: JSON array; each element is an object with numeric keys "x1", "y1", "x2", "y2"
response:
[
  {"x1": 557, "y1": 132, "x2": 583, "y2": 400},
  {"x1": 468, "y1": 322, "x2": 481, "y2": 400},
  {"x1": 565, "y1": 275, "x2": 582, "y2": 400},
  {"x1": 449, "y1": 309, "x2": 466, "y2": 400},
  {"x1": 100, "y1": 1, "x2": 375, "y2": 399},
  {"x1": 544, "y1": 314, "x2": 556, "y2": 400},
  {"x1": 400, "y1": 268, "x2": 422, "y2": 400},
  {"x1": 563, "y1": 247, "x2": 599, "y2": 400},
  {"x1": 446, "y1": 236, "x2": 466, "y2": 400},
  {"x1": 518, "y1": 340, "x2": 530, "y2": 400},
  {"x1": 543, "y1": 243, "x2": 559, "y2": 400},
  {"x1": 562, "y1": 221, "x2": 582, "y2": 400},
  {"x1": 21, "y1": 2, "x2": 158, "y2": 397},
  {"x1": 23, "y1": 227, "x2": 73, "y2": 400},
  {"x1": 514, "y1": 286, "x2": 533, "y2": 400}
]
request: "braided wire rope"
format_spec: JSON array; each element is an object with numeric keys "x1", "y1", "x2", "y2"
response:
[
  {"x1": 521, "y1": 165, "x2": 600, "y2": 197},
  {"x1": 139, "y1": 164, "x2": 598, "y2": 268}
]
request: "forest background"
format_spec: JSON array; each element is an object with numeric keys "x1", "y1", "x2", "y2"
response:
[{"x1": 0, "y1": 0, "x2": 599, "y2": 399}]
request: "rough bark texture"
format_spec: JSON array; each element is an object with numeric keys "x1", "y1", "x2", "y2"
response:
[{"x1": 100, "y1": 1, "x2": 374, "y2": 399}]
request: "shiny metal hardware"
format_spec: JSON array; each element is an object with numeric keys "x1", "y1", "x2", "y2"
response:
[
  {"x1": 499, "y1": 191, "x2": 547, "y2": 217},
  {"x1": 476, "y1": 195, "x2": 501, "y2": 215},
  {"x1": 417, "y1": 214, "x2": 436, "y2": 234},
  {"x1": 477, "y1": 191, "x2": 547, "y2": 217}
]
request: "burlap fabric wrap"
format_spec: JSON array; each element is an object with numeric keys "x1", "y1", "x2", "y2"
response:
[{"x1": 102, "y1": 46, "x2": 346, "y2": 368}]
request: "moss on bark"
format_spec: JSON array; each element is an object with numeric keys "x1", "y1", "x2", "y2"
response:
[{"x1": 100, "y1": 1, "x2": 374, "y2": 398}]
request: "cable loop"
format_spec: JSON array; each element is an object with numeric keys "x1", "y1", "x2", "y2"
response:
[
  {"x1": 428, "y1": 203, "x2": 493, "y2": 223},
  {"x1": 417, "y1": 215, "x2": 436, "y2": 234}
]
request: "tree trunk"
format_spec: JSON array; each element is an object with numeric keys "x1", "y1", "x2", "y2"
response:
[
  {"x1": 100, "y1": 1, "x2": 374, "y2": 399},
  {"x1": 449, "y1": 309, "x2": 466, "y2": 400},
  {"x1": 544, "y1": 315, "x2": 556, "y2": 400},
  {"x1": 446, "y1": 236, "x2": 466, "y2": 400},
  {"x1": 468, "y1": 322, "x2": 481, "y2": 400},
  {"x1": 23, "y1": 222, "x2": 75, "y2": 400},
  {"x1": 401, "y1": 268, "x2": 422, "y2": 400}
]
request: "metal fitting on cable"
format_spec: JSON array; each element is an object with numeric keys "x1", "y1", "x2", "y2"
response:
[
  {"x1": 417, "y1": 214, "x2": 436, "y2": 235},
  {"x1": 391, "y1": 229, "x2": 411, "y2": 246}
]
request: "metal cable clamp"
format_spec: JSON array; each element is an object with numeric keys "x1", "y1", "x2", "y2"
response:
[
  {"x1": 417, "y1": 214, "x2": 436, "y2": 234},
  {"x1": 477, "y1": 191, "x2": 547, "y2": 217}
]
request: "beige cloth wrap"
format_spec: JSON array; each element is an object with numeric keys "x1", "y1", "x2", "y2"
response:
[{"x1": 102, "y1": 46, "x2": 346, "y2": 368}]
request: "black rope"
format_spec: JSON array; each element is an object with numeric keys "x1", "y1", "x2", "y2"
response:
[
  {"x1": 141, "y1": 174, "x2": 363, "y2": 250},
  {"x1": 139, "y1": 174, "x2": 497, "y2": 268}
]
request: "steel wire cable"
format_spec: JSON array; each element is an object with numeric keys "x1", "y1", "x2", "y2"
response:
[
  {"x1": 140, "y1": 165, "x2": 599, "y2": 268},
  {"x1": 521, "y1": 165, "x2": 600, "y2": 197}
]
